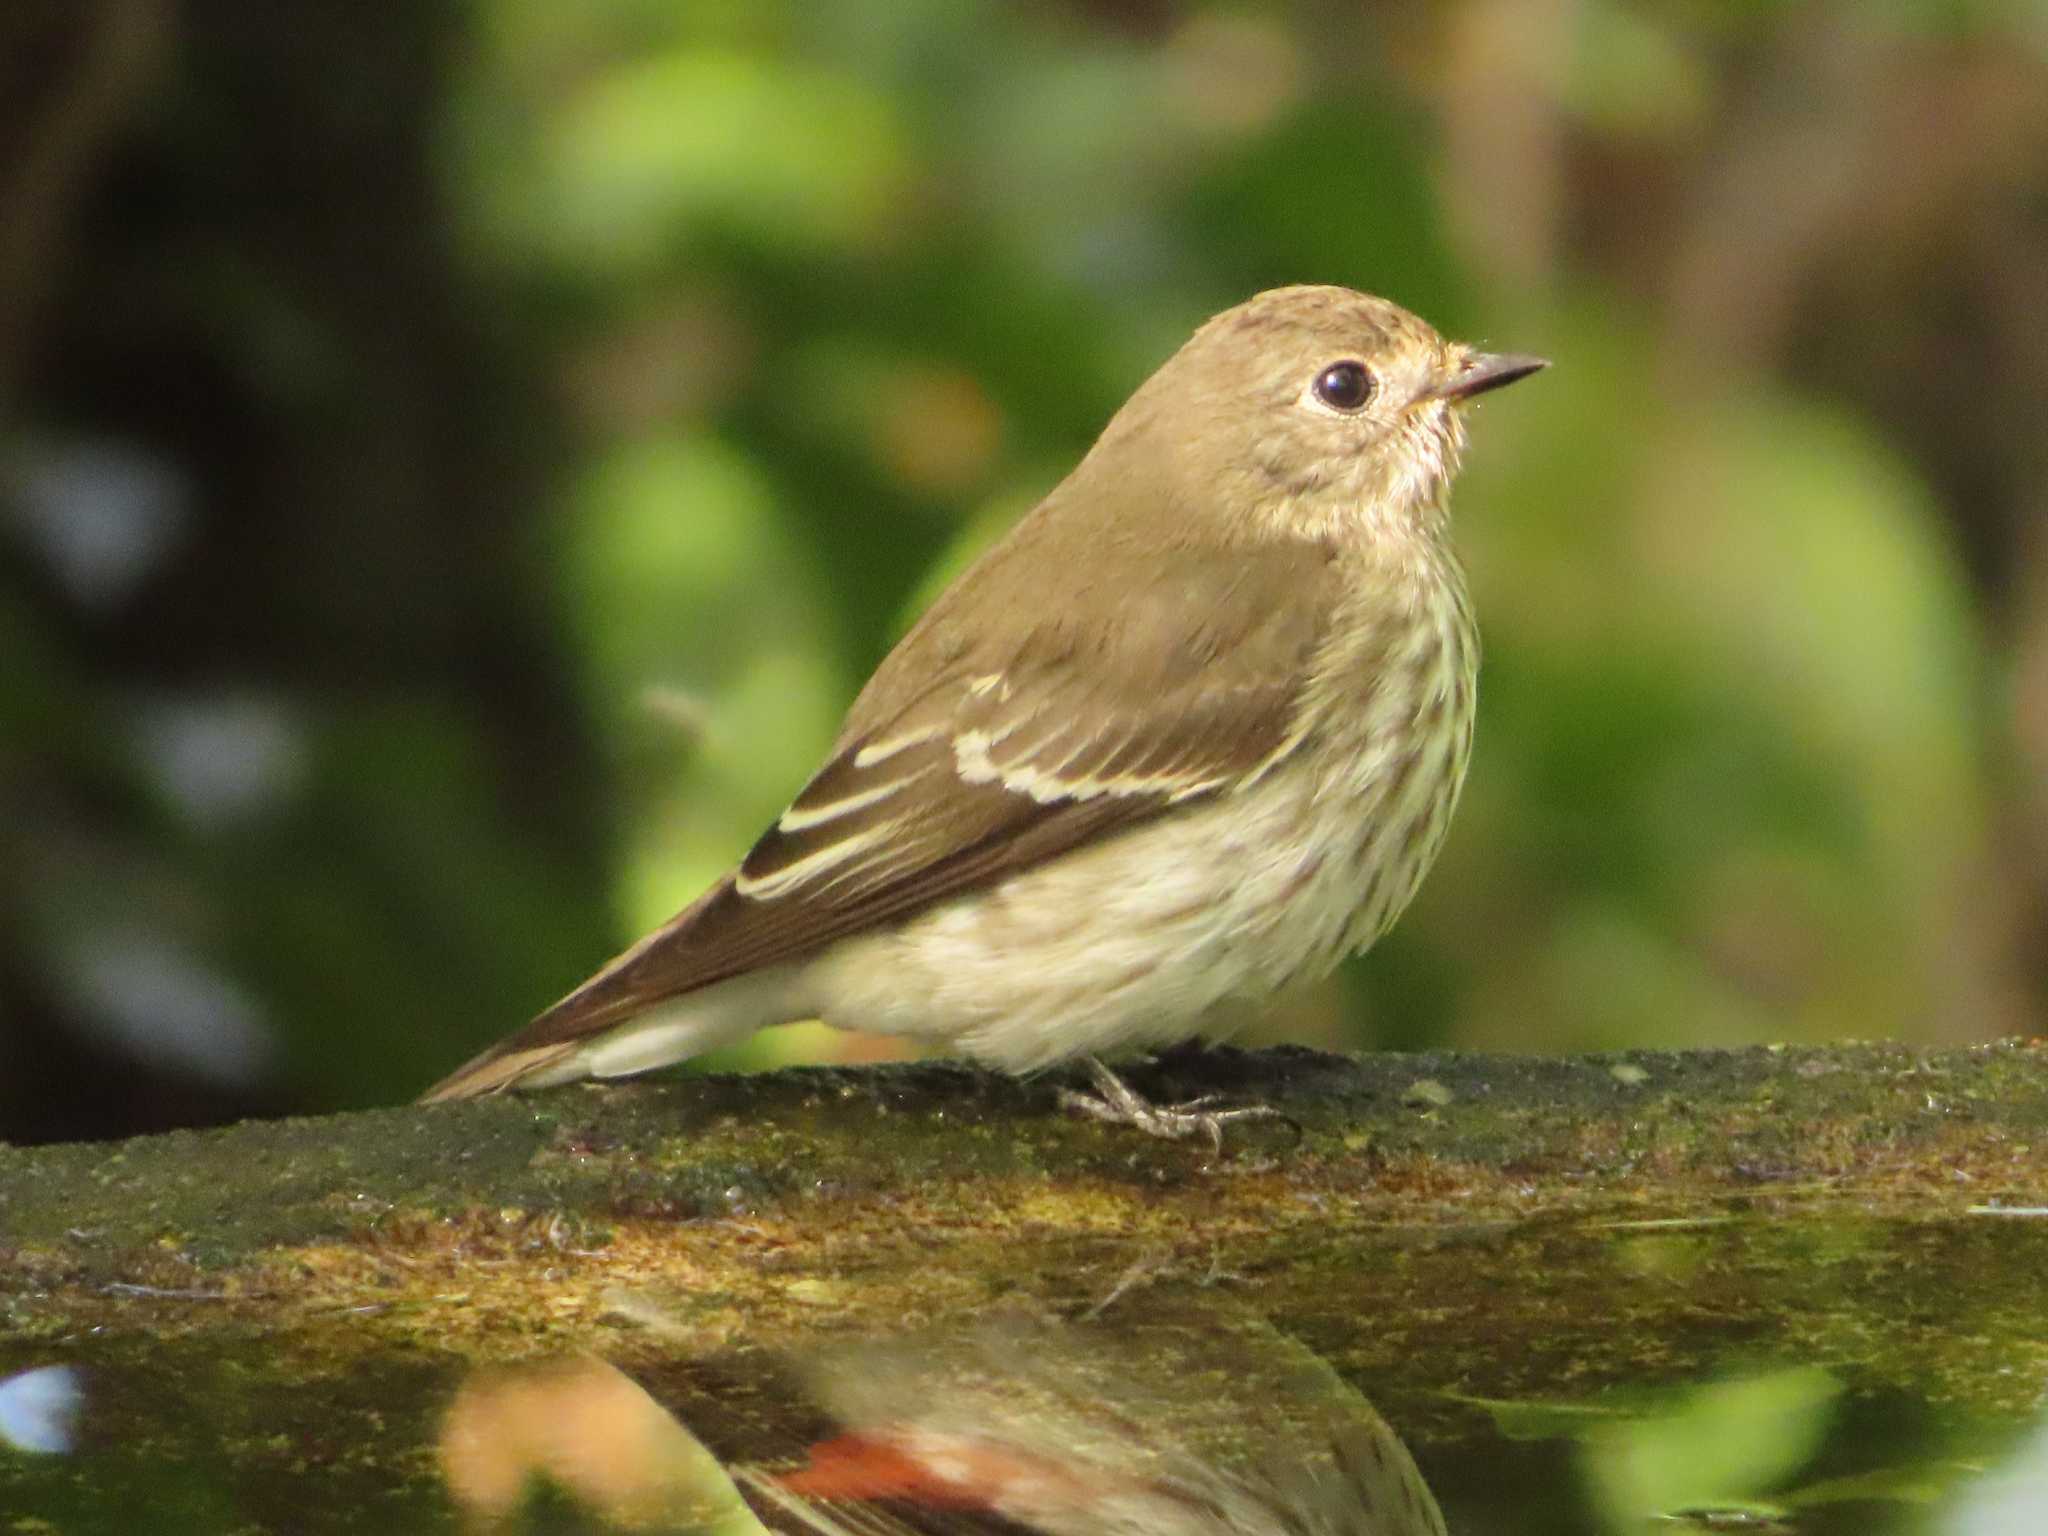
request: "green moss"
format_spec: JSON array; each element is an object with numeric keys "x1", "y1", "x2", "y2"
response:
[{"x1": 6, "y1": 1043, "x2": 2048, "y2": 1404}]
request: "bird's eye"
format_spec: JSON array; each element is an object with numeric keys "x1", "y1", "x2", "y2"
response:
[{"x1": 1313, "y1": 360, "x2": 1376, "y2": 412}]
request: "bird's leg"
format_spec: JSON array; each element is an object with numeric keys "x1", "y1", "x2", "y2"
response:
[{"x1": 1058, "y1": 1055, "x2": 1289, "y2": 1153}]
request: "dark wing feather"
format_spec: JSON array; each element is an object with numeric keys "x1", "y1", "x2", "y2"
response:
[{"x1": 421, "y1": 533, "x2": 1342, "y2": 1099}]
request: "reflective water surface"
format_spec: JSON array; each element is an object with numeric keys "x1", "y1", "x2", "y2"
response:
[{"x1": 5, "y1": 1207, "x2": 2046, "y2": 1535}]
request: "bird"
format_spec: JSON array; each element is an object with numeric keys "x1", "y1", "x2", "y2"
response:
[
  {"x1": 763, "y1": 1315, "x2": 1449, "y2": 1536},
  {"x1": 422, "y1": 285, "x2": 1545, "y2": 1133}
]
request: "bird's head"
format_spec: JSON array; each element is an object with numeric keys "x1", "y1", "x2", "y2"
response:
[{"x1": 1091, "y1": 285, "x2": 1546, "y2": 550}]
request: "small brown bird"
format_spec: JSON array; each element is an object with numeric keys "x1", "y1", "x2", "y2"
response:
[
  {"x1": 764, "y1": 1316, "x2": 1449, "y2": 1536},
  {"x1": 423, "y1": 286, "x2": 1544, "y2": 1129}
]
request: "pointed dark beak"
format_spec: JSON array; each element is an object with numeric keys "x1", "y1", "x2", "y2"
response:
[{"x1": 1436, "y1": 351, "x2": 1549, "y2": 403}]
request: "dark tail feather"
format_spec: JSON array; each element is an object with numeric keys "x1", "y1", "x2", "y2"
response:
[
  {"x1": 417, "y1": 979, "x2": 655, "y2": 1101},
  {"x1": 418, "y1": 884, "x2": 733, "y2": 1102}
]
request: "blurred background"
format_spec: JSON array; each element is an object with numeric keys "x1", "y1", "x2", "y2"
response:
[{"x1": 3, "y1": 0, "x2": 2044, "y2": 1145}]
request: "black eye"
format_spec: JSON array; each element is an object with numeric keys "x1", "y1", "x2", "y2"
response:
[{"x1": 1313, "y1": 360, "x2": 1376, "y2": 412}]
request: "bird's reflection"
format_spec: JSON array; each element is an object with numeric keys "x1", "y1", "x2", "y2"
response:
[{"x1": 436, "y1": 1308, "x2": 1446, "y2": 1536}]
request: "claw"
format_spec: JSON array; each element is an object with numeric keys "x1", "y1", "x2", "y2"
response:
[{"x1": 1058, "y1": 1057, "x2": 1293, "y2": 1154}]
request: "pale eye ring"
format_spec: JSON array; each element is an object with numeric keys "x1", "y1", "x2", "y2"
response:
[{"x1": 1312, "y1": 360, "x2": 1376, "y2": 412}]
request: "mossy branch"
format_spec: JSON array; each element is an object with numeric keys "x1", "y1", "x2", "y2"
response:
[{"x1": 4, "y1": 1042, "x2": 2047, "y2": 1421}]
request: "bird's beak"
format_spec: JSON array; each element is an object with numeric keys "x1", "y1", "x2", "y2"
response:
[{"x1": 1435, "y1": 351, "x2": 1549, "y2": 402}]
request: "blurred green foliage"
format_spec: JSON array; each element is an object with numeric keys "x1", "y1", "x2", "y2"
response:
[
  {"x1": 1581, "y1": 1364, "x2": 1843, "y2": 1528},
  {"x1": 4, "y1": 0, "x2": 2044, "y2": 1136}
]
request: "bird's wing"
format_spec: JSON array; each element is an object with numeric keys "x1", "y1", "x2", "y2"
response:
[{"x1": 421, "y1": 535, "x2": 1348, "y2": 1099}]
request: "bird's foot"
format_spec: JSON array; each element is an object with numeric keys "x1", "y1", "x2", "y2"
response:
[{"x1": 1058, "y1": 1056, "x2": 1291, "y2": 1154}]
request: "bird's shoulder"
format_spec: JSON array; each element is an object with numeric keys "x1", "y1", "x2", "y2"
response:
[{"x1": 839, "y1": 517, "x2": 1349, "y2": 752}]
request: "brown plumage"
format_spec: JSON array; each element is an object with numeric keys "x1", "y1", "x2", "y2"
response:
[
  {"x1": 422, "y1": 286, "x2": 1543, "y2": 1104},
  {"x1": 762, "y1": 1319, "x2": 1450, "y2": 1536}
]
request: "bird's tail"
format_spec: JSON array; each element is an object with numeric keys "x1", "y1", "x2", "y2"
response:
[{"x1": 419, "y1": 940, "x2": 799, "y2": 1102}]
